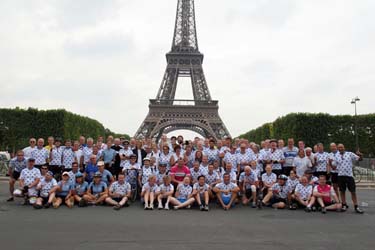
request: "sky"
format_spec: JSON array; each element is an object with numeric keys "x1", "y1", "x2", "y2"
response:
[{"x1": 1, "y1": 0, "x2": 374, "y2": 139}]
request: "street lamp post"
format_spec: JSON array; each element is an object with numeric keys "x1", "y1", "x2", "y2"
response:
[{"x1": 351, "y1": 96, "x2": 360, "y2": 151}]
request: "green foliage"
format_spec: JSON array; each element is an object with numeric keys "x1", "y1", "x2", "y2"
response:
[
  {"x1": 0, "y1": 108, "x2": 130, "y2": 152},
  {"x1": 239, "y1": 113, "x2": 375, "y2": 157}
]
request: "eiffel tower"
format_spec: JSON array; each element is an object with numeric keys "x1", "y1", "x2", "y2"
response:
[{"x1": 134, "y1": 0, "x2": 231, "y2": 140}]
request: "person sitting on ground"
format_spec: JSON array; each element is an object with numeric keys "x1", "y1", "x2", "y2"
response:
[
  {"x1": 34, "y1": 171, "x2": 58, "y2": 209},
  {"x1": 239, "y1": 166, "x2": 259, "y2": 208},
  {"x1": 169, "y1": 176, "x2": 195, "y2": 210},
  {"x1": 304, "y1": 169, "x2": 319, "y2": 186},
  {"x1": 286, "y1": 170, "x2": 300, "y2": 193},
  {"x1": 213, "y1": 173, "x2": 240, "y2": 211},
  {"x1": 83, "y1": 172, "x2": 108, "y2": 205},
  {"x1": 156, "y1": 175, "x2": 174, "y2": 210},
  {"x1": 262, "y1": 175, "x2": 291, "y2": 209},
  {"x1": 72, "y1": 172, "x2": 89, "y2": 207},
  {"x1": 293, "y1": 176, "x2": 313, "y2": 211},
  {"x1": 141, "y1": 175, "x2": 159, "y2": 210},
  {"x1": 53, "y1": 171, "x2": 74, "y2": 208},
  {"x1": 192, "y1": 175, "x2": 210, "y2": 211},
  {"x1": 308, "y1": 175, "x2": 342, "y2": 214},
  {"x1": 106, "y1": 172, "x2": 131, "y2": 210}
]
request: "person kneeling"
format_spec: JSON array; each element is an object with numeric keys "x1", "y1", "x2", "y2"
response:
[
  {"x1": 106, "y1": 173, "x2": 131, "y2": 210},
  {"x1": 34, "y1": 171, "x2": 58, "y2": 209},
  {"x1": 156, "y1": 175, "x2": 174, "y2": 210},
  {"x1": 83, "y1": 172, "x2": 108, "y2": 205},
  {"x1": 141, "y1": 175, "x2": 158, "y2": 210},
  {"x1": 293, "y1": 176, "x2": 313, "y2": 211},
  {"x1": 309, "y1": 175, "x2": 342, "y2": 214},
  {"x1": 170, "y1": 176, "x2": 195, "y2": 210},
  {"x1": 213, "y1": 173, "x2": 239, "y2": 210}
]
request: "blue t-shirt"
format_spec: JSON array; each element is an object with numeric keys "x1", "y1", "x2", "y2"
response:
[
  {"x1": 85, "y1": 164, "x2": 98, "y2": 183},
  {"x1": 57, "y1": 181, "x2": 74, "y2": 196},
  {"x1": 74, "y1": 181, "x2": 89, "y2": 196},
  {"x1": 89, "y1": 181, "x2": 107, "y2": 195},
  {"x1": 100, "y1": 169, "x2": 113, "y2": 185},
  {"x1": 102, "y1": 148, "x2": 116, "y2": 164}
]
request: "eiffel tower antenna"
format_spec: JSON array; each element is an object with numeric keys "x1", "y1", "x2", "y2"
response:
[{"x1": 135, "y1": 0, "x2": 231, "y2": 140}]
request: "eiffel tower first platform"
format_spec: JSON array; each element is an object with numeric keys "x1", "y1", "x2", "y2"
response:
[{"x1": 134, "y1": 0, "x2": 231, "y2": 141}]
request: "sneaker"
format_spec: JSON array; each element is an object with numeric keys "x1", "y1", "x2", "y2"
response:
[
  {"x1": 173, "y1": 206, "x2": 179, "y2": 210},
  {"x1": 343, "y1": 203, "x2": 349, "y2": 209},
  {"x1": 341, "y1": 205, "x2": 347, "y2": 212},
  {"x1": 144, "y1": 204, "x2": 149, "y2": 210},
  {"x1": 355, "y1": 207, "x2": 364, "y2": 214},
  {"x1": 6, "y1": 197, "x2": 14, "y2": 202},
  {"x1": 204, "y1": 205, "x2": 209, "y2": 211},
  {"x1": 321, "y1": 207, "x2": 326, "y2": 214},
  {"x1": 33, "y1": 204, "x2": 42, "y2": 209},
  {"x1": 150, "y1": 204, "x2": 154, "y2": 210},
  {"x1": 311, "y1": 206, "x2": 317, "y2": 212},
  {"x1": 44, "y1": 202, "x2": 52, "y2": 209},
  {"x1": 251, "y1": 202, "x2": 257, "y2": 208},
  {"x1": 199, "y1": 204, "x2": 204, "y2": 211},
  {"x1": 305, "y1": 207, "x2": 312, "y2": 213},
  {"x1": 78, "y1": 199, "x2": 87, "y2": 207},
  {"x1": 158, "y1": 204, "x2": 163, "y2": 210},
  {"x1": 186, "y1": 205, "x2": 191, "y2": 209},
  {"x1": 113, "y1": 204, "x2": 121, "y2": 211},
  {"x1": 164, "y1": 204, "x2": 169, "y2": 210}
]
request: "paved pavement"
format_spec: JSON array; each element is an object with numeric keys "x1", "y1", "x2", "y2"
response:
[{"x1": 0, "y1": 182, "x2": 374, "y2": 250}]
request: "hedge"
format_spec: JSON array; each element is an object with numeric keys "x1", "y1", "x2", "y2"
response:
[
  {"x1": 0, "y1": 108, "x2": 129, "y2": 152},
  {"x1": 239, "y1": 113, "x2": 375, "y2": 157}
]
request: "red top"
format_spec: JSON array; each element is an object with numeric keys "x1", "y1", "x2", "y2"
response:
[{"x1": 170, "y1": 165, "x2": 191, "y2": 182}]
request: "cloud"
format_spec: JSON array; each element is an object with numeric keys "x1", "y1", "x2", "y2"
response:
[{"x1": 0, "y1": 0, "x2": 374, "y2": 139}]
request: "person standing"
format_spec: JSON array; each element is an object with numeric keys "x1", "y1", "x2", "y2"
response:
[
  {"x1": 31, "y1": 138, "x2": 49, "y2": 169},
  {"x1": 282, "y1": 138, "x2": 298, "y2": 176},
  {"x1": 334, "y1": 144, "x2": 364, "y2": 213}
]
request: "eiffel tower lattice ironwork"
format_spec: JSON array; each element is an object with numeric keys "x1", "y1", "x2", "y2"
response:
[{"x1": 134, "y1": 0, "x2": 231, "y2": 140}]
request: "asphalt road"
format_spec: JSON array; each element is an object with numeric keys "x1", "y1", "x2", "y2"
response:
[{"x1": 0, "y1": 181, "x2": 374, "y2": 250}]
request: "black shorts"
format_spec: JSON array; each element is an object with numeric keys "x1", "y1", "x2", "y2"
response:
[
  {"x1": 112, "y1": 197, "x2": 124, "y2": 203},
  {"x1": 338, "y1": 176, "x2": 356, "y2": 193},
  {"x1": 245, "y1": 189, "x2": 253, "y2": 199},
  {"x1": 56, "y1": 195, "x2": 67, "y2": 200},
  {"x1": 270, "y1": 196, "x2": 286, "y2": 205},
  {"x1": 282, "y1": 167, "x2": 294, "y2": 176},
  {"x1": 330, "y1": 173, "x2": 338, "y2": 184},
  {"x1": 12, "y1": 171, "x2": 21, "y2": 180},
  {"x1": 41, "y1": 196, "x2": 49, "y2": 205}
]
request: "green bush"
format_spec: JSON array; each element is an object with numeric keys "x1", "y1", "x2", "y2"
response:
[
  {"x1": 0, "y1": 108, "x2": 130, "y2": 152},
  {"x1": 239, "y1": 113, "x2": 375, "y2": 157}
]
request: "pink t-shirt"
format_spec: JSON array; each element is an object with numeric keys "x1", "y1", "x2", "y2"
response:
[{"x1": 170, "y1": 165, "x2": 191, "y2": 182}]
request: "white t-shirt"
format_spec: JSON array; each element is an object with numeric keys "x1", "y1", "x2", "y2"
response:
[{"x1": 293, "y1": 156, "x2": 312, "y2": 177}]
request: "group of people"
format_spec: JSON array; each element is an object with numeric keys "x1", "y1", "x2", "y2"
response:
[{"x1": 7, "y1": 135, "x2": 364, "y2": 213}]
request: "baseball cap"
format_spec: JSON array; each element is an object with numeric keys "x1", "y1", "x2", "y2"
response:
[
  {"x1": 62, "y1": 171, "x2": 69, "y2": 176},
  {"x1": 75, "y1": 172, "x2": 83, "y2": 178},
  {"x1": 46, "y1": 171, "x2": 54, "y2": 176},
  {"x1": 97, "y1": 161, "x2": 105, "y2": 166},
  {"x1": 143, "y1": 157, "x2": 151, "y2": 162},
  {"x1": 94, "y1": 172, "x2": 102, "y2": 177}
]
